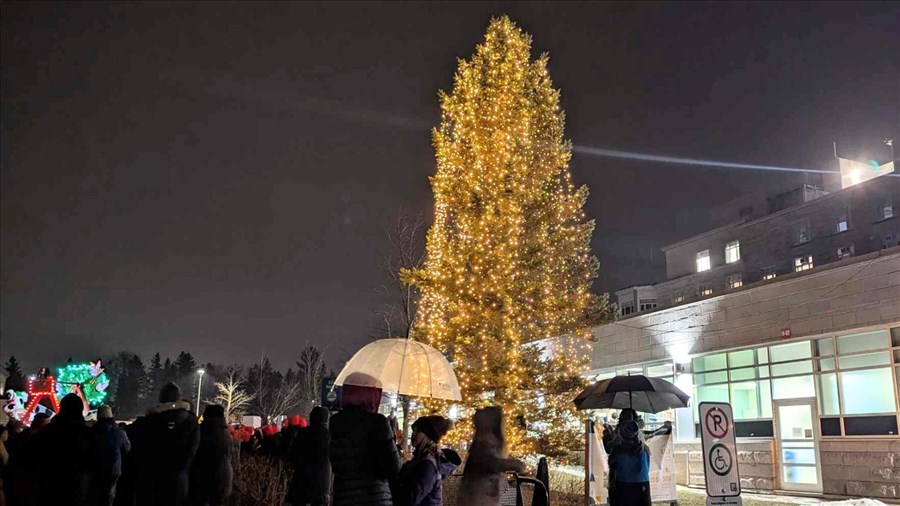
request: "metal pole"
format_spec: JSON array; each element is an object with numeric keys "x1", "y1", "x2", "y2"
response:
[{"x1": 196, "y1": 369, "x2": 205, "y2": 417}]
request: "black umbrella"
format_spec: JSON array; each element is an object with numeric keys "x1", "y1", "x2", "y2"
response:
[{"x1": 573, "y1": 374, "x2": 690, "y2": 413}]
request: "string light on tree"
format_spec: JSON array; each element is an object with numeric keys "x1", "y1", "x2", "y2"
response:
[{"x1": 405, "y1": 16, "x2": 614, "y2": 456}]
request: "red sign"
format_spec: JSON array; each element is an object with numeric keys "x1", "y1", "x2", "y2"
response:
[{"x1": 781, "y1": 328, "x2": 791, "y2": 338}]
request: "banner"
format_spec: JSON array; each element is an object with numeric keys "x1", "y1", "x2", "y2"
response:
[{"x1": 586, "y1": 421, "x2": 677, "y2": 505}]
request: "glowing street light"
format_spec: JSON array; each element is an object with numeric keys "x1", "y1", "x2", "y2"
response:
[{"x1": 195, "y1": 368, "x2": 205, "y2": 417}]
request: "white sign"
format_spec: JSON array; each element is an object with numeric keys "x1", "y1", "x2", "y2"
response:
[
  {"x1": 707, "y1": 496, "x2": 743, "y2": 506},
  {"x1": 699, "y1": 402, "x2": 741, "y2": 498},
  {"x1": 648, "y1": 433, "x2": 677, "y2": 502},
  {"x1": 586, "y1": 421, "x2": 609, "y2": 506}
]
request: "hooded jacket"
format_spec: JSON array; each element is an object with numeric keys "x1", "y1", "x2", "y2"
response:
[
  {"x1": 397, "y1": 448, "x2": 461, "y2": 506},
  {"x1": 189, "y1": 405, "x2": 233, "y2": 506},
  {"x1": 93, "y1": 418, "x2": 131, "y2": 477},
  {"x1": 287, "y1": 406, "x2": 331, "y2": 505}
]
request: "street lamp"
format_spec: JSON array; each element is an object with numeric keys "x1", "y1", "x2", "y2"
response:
[{"x1": 195, "y1": 368, "x2": 205, "y2": 417}]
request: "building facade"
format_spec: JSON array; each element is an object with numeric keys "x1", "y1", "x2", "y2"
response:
[{"x1": 584, "y1": 174, "x2": 900, "y2": 498}]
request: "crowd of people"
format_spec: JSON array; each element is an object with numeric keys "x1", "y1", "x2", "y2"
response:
[{"x1": 0, "y1": 371, "x2": 533, "y2": 506}]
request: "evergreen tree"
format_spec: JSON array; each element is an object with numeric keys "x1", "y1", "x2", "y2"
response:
[
  {"x1": 174, "y1": 351, "x2": 197, "y2": 378},
  {"x1": 148, "y1": 352, "x2": 163, "y2": 393},
  {"x1": 162, "y1": 357, "x2": 176, "y2": 387},
  {"x1": 3, "y1": 356, "x2": 25, "y2": 391},
  {"x1": 406, "y1": 16, "x2": 614, "y2": 454},
  {"x1": 110, "y1": 353, "x2": 150, "y2": 418}
]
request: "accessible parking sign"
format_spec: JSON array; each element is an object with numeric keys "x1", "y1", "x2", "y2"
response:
[{"x1": 699, "y1": 402, "x2": 741, "y2": 503}]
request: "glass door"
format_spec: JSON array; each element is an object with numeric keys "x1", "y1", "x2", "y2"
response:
[{"x1": 774, "y1": 398, "x2": 822, "y2": 492}]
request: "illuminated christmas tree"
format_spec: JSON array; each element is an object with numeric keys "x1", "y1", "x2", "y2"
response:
[{"x1": 406, "y1": 16, "x2": 614, "y2": 455}]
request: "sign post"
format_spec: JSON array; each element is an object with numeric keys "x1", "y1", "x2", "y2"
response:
[{"x1": 699, "y1": 402, "x2": 741, "y2": 506}]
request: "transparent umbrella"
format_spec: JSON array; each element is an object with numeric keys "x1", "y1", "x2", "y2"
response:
[{"x1": 335, "y1": 338, "x2": 462, "y2": 401}]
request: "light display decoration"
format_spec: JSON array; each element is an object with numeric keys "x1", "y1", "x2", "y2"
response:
[
  {"x1": 404, "y1": 16, "x2": 615, "y2": 456},
  {"x1": 56, "y1": 360, "x2": 110, "y2": 408},
  {"x1": 3, "y1": 389, "x2": 29, "y2": 421},
  {"x1": 22, "y1": 375, "x2": 60, "y2": 423}
]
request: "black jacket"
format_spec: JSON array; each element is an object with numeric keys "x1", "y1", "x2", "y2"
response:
[
  {"x1": 329, "y1": 406, "x2": 400, "y2": 506},
  {"x1": 287, "y1": 424, "x2": 331, "y2": 505},
  {"x1": 31, "y1": 412, "x2": 98, "y2": 506},
  {"x1": 130, "y1": 401, "x2": 200, "y2": 506},
  {"x1": 189, "y1": 423, "x2": 233, "y2": 506}
]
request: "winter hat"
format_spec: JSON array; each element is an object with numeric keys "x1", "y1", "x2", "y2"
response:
[
  {"x1": 289, "y1": 414, "x2": 308, "y2": 427},
  {"x1": 413, "y1": 415, "x2": 453, "y2": 444},
  {"x1": 282, "y1": 418, "x2": 290, "y2": 428},
  {"x1": 159, "y1": 382, "x2": 181, "y2": 403},
  {"x1": 59, "y1": 393, "x2": 85, "y2": 416},
  {"x1": 97, "y1": 405, "x2": 114, "y2": 420}
]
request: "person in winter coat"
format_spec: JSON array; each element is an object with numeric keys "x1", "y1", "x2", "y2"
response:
[
  {"x1": 189, "y1": 405, "x2": 232, "y2": 506},
  {"x1": 113, "y1": 422, "x2": 139, "y2": 506},
  {"x1": 329, "y1": 373, "x2": 401, "y2": 506},
  {"x1": 458, "y1": 406, "x2": 525, "y2": 506},
  {"x1": 90, "y1": 405, "x2": 131, "y2": 506},
  {"x1": 608, "y1": 419, "x2": 651, "y2": 506},
  {"x1": 286, "y1": 407, "x2": 330, "y2": 506},
  {"x1": 130, "y1": 382, "x2": 200, "y2": 506},
  {"x1": 397, "y1": 415, "x2": 460, "y2": 506},
  {"x1": 280, "y1": 415, "x2": 307, "y2": 459},
  {"x1": 30, "y1": 393, "x2": 98, "y2": 506}
]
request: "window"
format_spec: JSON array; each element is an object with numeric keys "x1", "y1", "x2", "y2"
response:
[
  {"x1": 880, "y1": 201, "x2": 894, "y2": 220},
  {"x1": 794, "y1": 255, "x2": 813, "y2": 272},
  {"x1": 761, "y1": 265, "x2": 777, "y2": 280},
  {"x1": 836, "y1": 245, "x2": 854, "y2": 260},
  {"x1": 672, "y1": 292, "x2": 685, "y2": 304},
  {"x1": 835, "y1": 209, "x2": 850, "y2": 233},
  {"x1": 638, "y1": 298, "x2": 657, "y2": 312},
  {"x1": 696, "y1": 250, "x2": 710, "y2": 272},
  {"x1": 725, "y1": 240, "x2": 740, "y2": 264},
  {"x1": 814, "y1": 330, "x2": 898, "y2": 435},
  {"x1": 699, "y1": 284, "x2": 713, "y2": 296},
  {"x1": 727, "y1": 274, "x2": 743, "y2": 289},
  {"x1": 620, "y1": 301, "x2": 634, "y2": 316},
  {"x1": 792, "y1": 220, "x2": 810, "y2": 245},
  {"x1": 884, "y1": 234, "x2": 897, "y2": 249},
  {"x1": 693, "y1": 349, "x2": 773, "y2": 424}
]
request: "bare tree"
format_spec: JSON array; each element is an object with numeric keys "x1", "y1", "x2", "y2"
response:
[
  {"x1": 211, "y1": 364, "x2": 255, "y2": 423},
  {"x1": 295, "y1": 343, "x2": 327, "y2": 416},
  {"x1": 374, "y1": 210, "x2": 426, "y2": 338},
  {"x1": 248, "y1": 356, "x2": 303, "y2": 424}
]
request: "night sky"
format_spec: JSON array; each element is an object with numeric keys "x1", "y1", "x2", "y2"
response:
[{"x1": 2, "y1": 2, "x2": 897, "y2": 373}]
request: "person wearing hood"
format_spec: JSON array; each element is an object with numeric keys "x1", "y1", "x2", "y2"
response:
[
  {"x1": 329, "y1": 373, "x2": 400, "y2": 506},
  {"x1": 90, "y1": 405, "x2": 131, "y2": 506},
  {"x1": 287, "y1": 407, "x2": 330, "y2": 506},
  {"x1": 130, "y1": 382, "x2": 200, "y2": 506},
  {"x1": 397, "y1": 415, "x2": 460, "y2": 506},
  {"x1": 608, "y1": 419, "x2": 651, "y2": 506},
  {"x1": 30, "y1": 393, "x2": 98, "y2": 506},
  {"x1": 189, "y1": 404, "x2": 233, "y2": 506},
  {"x1": 458, "y1": 406, "x2": 525, "y2": 506}
]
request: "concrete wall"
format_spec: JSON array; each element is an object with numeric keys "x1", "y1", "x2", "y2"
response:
[
  {"x1": 677, "y1": 440, "x2": 777, "y2": 492},
  {"x1": 820, "y1": 439, "x2": 900, "y2": 499},
  {"x1": 589, "y1": 248, "x2": 900, "y2": 372}
]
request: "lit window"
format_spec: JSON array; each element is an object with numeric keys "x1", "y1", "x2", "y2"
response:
[
  {"x1": 638, "y1": 298, "x2": 657, "y2": 312},
  {"x1": 672, "y1": 292, "x2": 685, "y2": 304},
  {"x1": 761, "y1": 266, "x2": 776, "y2": 280},
  {"x1": 836, "y1": 215, "x2": 848, "y2": 233},
  {"x1": 727, "y1": 274, "x2": 743, "y2": 289},
  {"x1": 881, "y1": 201, "x2": 894, "y2": 220},
  {"x1": 792, "y1": 221, "x2": 810, "y2": 245},
  {"x1": 620, "y1": 301, "x2": 634, "y2": 316},
  {"x1": 696, "y1": 250, "x2": 710, "y2": 272},
  {"x1": 836, "y1": 245, "x2": 854, "y2": 259},
  {"x1": 725, "y1": 240, "x2": 740, "y2": 264},
  {"x1": 699, "y1": 284, "x2": 713, "y2": 296},
  {"x1": 794, "y1": 255, "x2": 813, "y2": 272}
]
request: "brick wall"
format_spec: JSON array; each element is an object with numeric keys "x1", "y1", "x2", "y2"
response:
[
  {"x1": 676, "y1": 440, "x2": 777, "y2": 492},
  {"x1": 589, "y1": 248, "x2": 900, "y2": 372},
  {"x1": 820, "y1": 439, "x2": 900, "y2": 499}
]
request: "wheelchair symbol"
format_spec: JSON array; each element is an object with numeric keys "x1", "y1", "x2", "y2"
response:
[{"x1": 709, "y1": 443, "x2": 733, "y2": 476}]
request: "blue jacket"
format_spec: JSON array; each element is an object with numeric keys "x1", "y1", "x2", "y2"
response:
[
  {"x1": 609, "y1": 449, "x2": 650, "y2": 483},
  {"x1": 94, "y1": 418, "x2": 131, "y2": 477},
  {"x1": 398, "y1": 450, "x2": 460, "y2": 506}
]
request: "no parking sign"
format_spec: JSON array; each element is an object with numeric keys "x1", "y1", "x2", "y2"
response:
[{"x1": 699, "y1": 402, "x2": 741, "y2": 505}]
